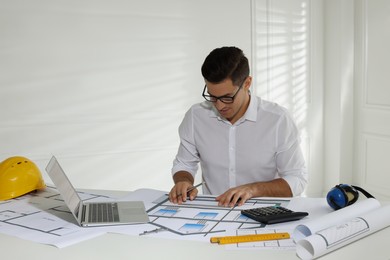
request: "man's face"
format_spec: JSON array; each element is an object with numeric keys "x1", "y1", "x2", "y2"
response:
[{"x1": 204, "y1": 78, "x2": 251, "y2": 124}]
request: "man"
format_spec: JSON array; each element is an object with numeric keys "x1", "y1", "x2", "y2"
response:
[{"x1": 169, "y1": 46, "x2": 308, "y2": 207}]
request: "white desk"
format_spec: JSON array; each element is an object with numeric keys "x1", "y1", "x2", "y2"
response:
[
  {"x1": 2, "y1": 190, "x2": 390, "y2": 259},
  {"x1": 2, "y1": 227, "x2": 390, "y2": 260}
]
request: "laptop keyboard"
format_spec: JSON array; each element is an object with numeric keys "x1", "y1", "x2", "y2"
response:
[{"x1": 88, "y1": 203, "x2": 120, "y2": 223}]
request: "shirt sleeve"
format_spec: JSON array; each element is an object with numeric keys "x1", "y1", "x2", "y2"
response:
[
  {"x1": 171, "y1": 107, "x2": 200, "y2": 178},
  {"x1": 275, "y1": 111, "x2": 308, "y2": 196}
]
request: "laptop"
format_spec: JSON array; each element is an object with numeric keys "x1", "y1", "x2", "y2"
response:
[{"x1": 45, "y1": 156, "x2": 149, "y2": 227}]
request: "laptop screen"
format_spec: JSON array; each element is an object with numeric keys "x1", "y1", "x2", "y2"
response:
[{"x1": 46, "y1": 156, "x2": 82, "y2": 218}]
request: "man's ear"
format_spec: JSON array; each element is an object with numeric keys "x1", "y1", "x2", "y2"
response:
[{"x1": 244, "y1": 76, "x2": 252, "y2": 90}]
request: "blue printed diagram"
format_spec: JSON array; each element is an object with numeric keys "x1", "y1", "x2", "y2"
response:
[
  {"x1": 145, "y1": 195, "x2": 289, "y2": 237},
  {"x1": 196, "y1": 212, "x2": 218, "y2": 219},
  {"x1": 180, "y1": 223, "x2": 206, "y2": 233},
  {"x1": 155, "y1": 208, "x2": 178, "y2": 217}
]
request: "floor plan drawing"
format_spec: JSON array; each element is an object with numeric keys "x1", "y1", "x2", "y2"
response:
[
  {"x1": 143, "y1": 193, "x2": 291, "y2": 239},
  {"x1": 0, "y1": 187, "x2": 115, "y2": 247},
  {"x1": 0, "y1": 187, "x2": 295, "y2": 250},
  {"x1": 225, "y1": 228, "x2": 296, "y2": 250}
]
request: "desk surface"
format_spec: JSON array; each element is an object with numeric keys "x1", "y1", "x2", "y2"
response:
[
  {"x1": 2, "y1": 189, "x2": 390, "y2": 259},
  {"x1": 2, "y1": 226, "x2": 390, "y2": 260}
]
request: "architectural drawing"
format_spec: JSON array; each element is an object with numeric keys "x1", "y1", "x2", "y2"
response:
[
  {"x1": 225, "y1": 228, "x2": 296, "y2": 250},
  {"x1": 0, "y1": 187, "x2": 294, "y2": 250},
  {"x1": 0, "y1": 187, "x2": 113, "y2": 247},
  {"x1": 144, "y1": 194, "x2": 290, "y2": 238}
]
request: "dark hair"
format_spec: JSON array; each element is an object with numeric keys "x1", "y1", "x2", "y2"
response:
[{"x1": 201, "y1": 46, "x2": 249, "y2": 86}]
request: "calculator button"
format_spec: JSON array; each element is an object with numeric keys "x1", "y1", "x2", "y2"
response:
[{"x1": 241, "y1": 206, "x2": 308, "y2": 224}]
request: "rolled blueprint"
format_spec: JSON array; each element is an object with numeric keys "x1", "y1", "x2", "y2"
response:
[
  {"x1": 295, "y1": 204, "x2": 390, "y2": 259},
  {"x1": 292, "y1": 198, "x2": 381, "y2": 242}
]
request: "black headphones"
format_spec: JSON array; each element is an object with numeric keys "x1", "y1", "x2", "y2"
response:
[{"x1": 326, "y1": 184, "x2": 375, "y2": 210}]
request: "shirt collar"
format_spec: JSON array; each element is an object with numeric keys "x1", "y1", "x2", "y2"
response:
[
  {"x1": 206, "y1": 94, "x2": 258, "y2": 123},
  {"x1": 244, "y1": 94, "x2": 258, "y2": 122}
]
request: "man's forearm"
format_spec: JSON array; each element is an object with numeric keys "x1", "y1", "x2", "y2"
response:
[
  {"x1": 173, "y1": 171, "x2": 194, "y2": 185},
  {"x1": 251, "y1": 178, "x2": 293, "y2": 197}
]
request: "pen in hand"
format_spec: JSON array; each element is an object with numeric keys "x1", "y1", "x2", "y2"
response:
[
  {"x1": 175, "y1": 182, "x2": 205, "y2": 203},
  {"x1": 176, "y1": 182, "x2": 204, "y2": 197}
]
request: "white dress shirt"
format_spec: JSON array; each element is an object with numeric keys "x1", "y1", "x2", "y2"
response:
[{"x1": 172, "y1": 95, "x2": 308, "y2": 196}]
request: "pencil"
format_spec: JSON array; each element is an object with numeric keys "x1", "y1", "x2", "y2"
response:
[{"x1": 177, "y1": 182, "x2": 204, "y2": 197}]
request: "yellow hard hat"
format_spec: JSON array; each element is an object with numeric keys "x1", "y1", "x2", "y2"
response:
[{"x1": 0, "y1": 156, "x2": 46, "y2": 200}]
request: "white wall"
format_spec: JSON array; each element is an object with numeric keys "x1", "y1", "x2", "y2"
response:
[
  {"x1": 323, "y1": 0, "x2": 355, "y2": 191},
  {"x1": 7, "y1": 0, "x2": 385, "y2": 198},
  {"x1": 0, "y1": 0, "x2": 252, "y2": 191},
  {"x1": 252, "y1": 0, "x2": 324, "y2": 196}
]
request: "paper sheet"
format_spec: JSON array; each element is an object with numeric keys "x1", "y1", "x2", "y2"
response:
[
  {"x1": 0, "y1": 187, "x2": 113, "y2": 248},
  {"x1": 223, "y1": 228, "x2": 296, "y2": 251},
  {"x1": 292, "y1": 198, "x2": 381, "y2": 242},
  {"x1": 8, "y1": 186, "x2": 380, "y2": 254},
  {"x1": 117, "y1": 189, "x2": 295, "y2": 243},
  {"x1": 295, "y1": 204, "x2": 390, "y2": 259},
  {"x1": 0, "y1": 187, "x2": 298, "y2": 248}
]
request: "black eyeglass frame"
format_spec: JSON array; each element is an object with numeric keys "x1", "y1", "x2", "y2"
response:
[{"x1": 202, "y1": 81, "x2": 245, "y2": 104}]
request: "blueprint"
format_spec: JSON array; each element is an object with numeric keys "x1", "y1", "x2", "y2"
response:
[
  {"x1": 0, "y1": 186, "x2": 116, "y2": 248},
  {"x1": 116, "y1": 189, "x2": 295, "y2": 249},
  {"x1": 146, "y1": 193, "x2": 289, "y2": 236},
  {"x1": 224, "y1": 228, "x2": 296, "y2": 250},
  {"x1": 0, "y1": 187, "x2": 295, "y2": 249}
]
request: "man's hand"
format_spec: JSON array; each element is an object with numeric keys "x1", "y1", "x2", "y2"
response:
[
  {"x1": 216, "y1": 179, "x2": 293, "y2": 207},
  {"x1": 169, "y1": 181, "x2": 198, "y2": 204},
  {"x1": 169, "y1": 171, "x2": 197, "y2": 204},
  {"x1": 215, "y1": 184, "x2": 254, "y2": 207}
]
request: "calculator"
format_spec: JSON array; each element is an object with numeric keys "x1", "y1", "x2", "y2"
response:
[{"x1": 241, "y1": 206, "x2": 308, "y2": 224}]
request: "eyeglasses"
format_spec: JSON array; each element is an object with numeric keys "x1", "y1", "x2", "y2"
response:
[{"x1": 202, "y1": 82, "x2": 244, "y2": 104}]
